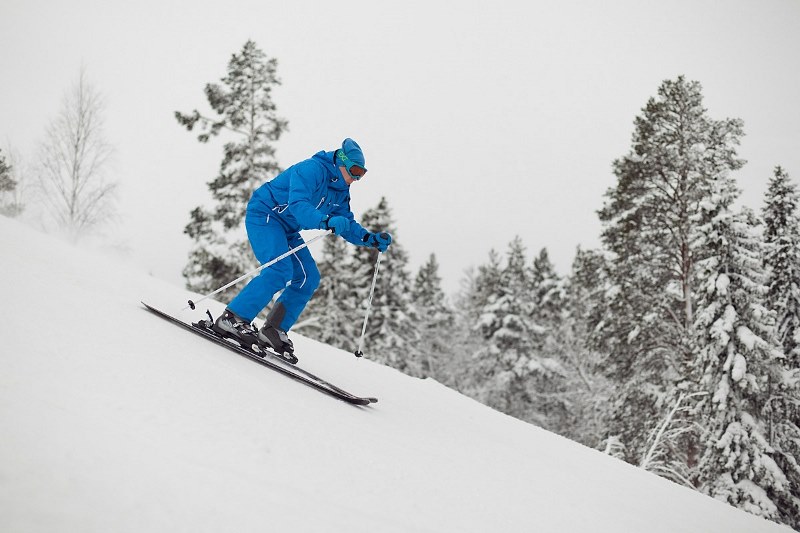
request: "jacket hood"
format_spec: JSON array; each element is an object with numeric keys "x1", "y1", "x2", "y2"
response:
[{"x1": 312, "y1": 150, "x2": 349, "y2": 191}]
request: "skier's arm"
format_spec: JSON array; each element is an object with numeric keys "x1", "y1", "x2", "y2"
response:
[
  {"x1": 329, "y1": 199, "x2": 370, "y2": 246},
  {"x1": 286, "y1": 163, "x2": 327, "y2": 230},
  {"x1": 323, "y1": 211, "x2": 392, "y2": 251}
]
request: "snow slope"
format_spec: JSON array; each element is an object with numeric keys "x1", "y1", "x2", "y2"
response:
[{"x1": 0, "y1": 216, "x2": 791, "y2": 533}]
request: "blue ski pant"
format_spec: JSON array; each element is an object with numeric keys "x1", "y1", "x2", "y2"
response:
[{"x1": 227, "y1": 214, "x2": 320, "y2": 331}]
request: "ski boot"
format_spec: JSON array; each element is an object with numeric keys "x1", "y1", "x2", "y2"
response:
[
  {"x1": 212, "y1": 309, "x2": 260, "y2": 350},
  {"x1": 258, "y1": 303, "x2": 297, "y2": 364}
]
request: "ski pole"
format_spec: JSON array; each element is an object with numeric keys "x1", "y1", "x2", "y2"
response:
[
  {"x1": 354, "y1": 251, "x2": 383, "y2": 358},
  {"x1": 185, "y1": 231, "x2": 332, "y2": 311}
]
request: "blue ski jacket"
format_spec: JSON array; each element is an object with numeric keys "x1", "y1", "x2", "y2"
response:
[{"x1": 247, "y1": 150, "x2": 370, "y2": 245}]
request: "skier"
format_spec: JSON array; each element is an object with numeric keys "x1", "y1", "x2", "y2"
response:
[{"x1": 212, "y1": 138, "x2": 392, "y2": 357}]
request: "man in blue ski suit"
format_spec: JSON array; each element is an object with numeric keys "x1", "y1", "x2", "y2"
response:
[{"x1": 212, "y1": 138, "x2": 392, "y2": 358}]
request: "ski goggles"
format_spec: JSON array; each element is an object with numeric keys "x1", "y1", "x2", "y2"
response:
[
  {"x1": 337, "y1": 150, "x2": 367, "y2": 180},
  {"x1": 348, "y1": 165, "x2": 367, "y2": 180}
]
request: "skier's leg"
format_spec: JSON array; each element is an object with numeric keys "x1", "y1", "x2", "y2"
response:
[
  {"x1": 275, "y1": 234, "x2": 321, "y2": 331},
  {"x1": 227, "y1": 218, "x2": 293, "y2": 322}
]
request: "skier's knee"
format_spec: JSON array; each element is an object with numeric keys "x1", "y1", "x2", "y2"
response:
[
  {"x1": 304, "y1": 263, "x2": 320, "y2": 294},
  {"x1": 266, "y1": 259, "x2": 293, "y2": 288}
]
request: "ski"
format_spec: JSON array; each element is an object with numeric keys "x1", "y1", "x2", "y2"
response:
[{"x1": 141, "y1": 302, "x2": 377, "y2": 406}]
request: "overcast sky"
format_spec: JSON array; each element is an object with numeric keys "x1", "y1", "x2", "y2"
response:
[{"x1": 2, "y1": 0, "x2": 799, "y2": 294}]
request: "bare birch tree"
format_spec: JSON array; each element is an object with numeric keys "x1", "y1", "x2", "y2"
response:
[{"x1": 37, "y1": 68, "x2": 116, "y2": 241}]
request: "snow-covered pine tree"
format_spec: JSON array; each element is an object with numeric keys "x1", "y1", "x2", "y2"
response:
[
  {"x1": 529, "y1": 248, "x2": 563, "y2": 345},
  {"x1": 0, "y1": 149, "x2": 20, "y2": 217},
  {"x1": 176, "y1": 40, "x2": 287, "y2": 300},
  {"x1": 463, "y1": 250, "x2": 503, "y2": 325},
  {"x1": 525, "y1": 247, "x2": 570, "y2": 426},
  {"x1": 597, "y1": 76, "x2": 745, "y2": 463},
  {"x1": 473, "y1": 237, "x2": 548, "y2": 422},
  {"x1": 760, "y1": 165, "x2": 800, "y2": 527},
  {"x1": 693, "y1": 175, "x2": 792, "y2": 522},
  {"x1": 351, "y1": 197, "x2": 417, "y2": 373},
  {"x1": 0, "y1": 147, "x2": 27, "y2": 219},
  {"x1": 411, "y1": 253, "x2": 454, "y2": 377},
  {"x1": 448, "y1": 252, "x2": 504, "y2": 395},
  {"x1": 300, "y1": 235, "x2": 360, "y2": 349},
  {"x1": 548, "y1": 247, "x2": 612, "y2": 447},
  {"x1": 762, "y1": 166, "x2": 800, "y2": 366},
  {"x1": 565, "y1": 247, "x2": 609, "y2": 349}
]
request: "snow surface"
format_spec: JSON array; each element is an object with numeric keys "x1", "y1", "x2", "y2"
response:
[{"x1": 0, "y1": 216, "x2": 791, "y2": 533}]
